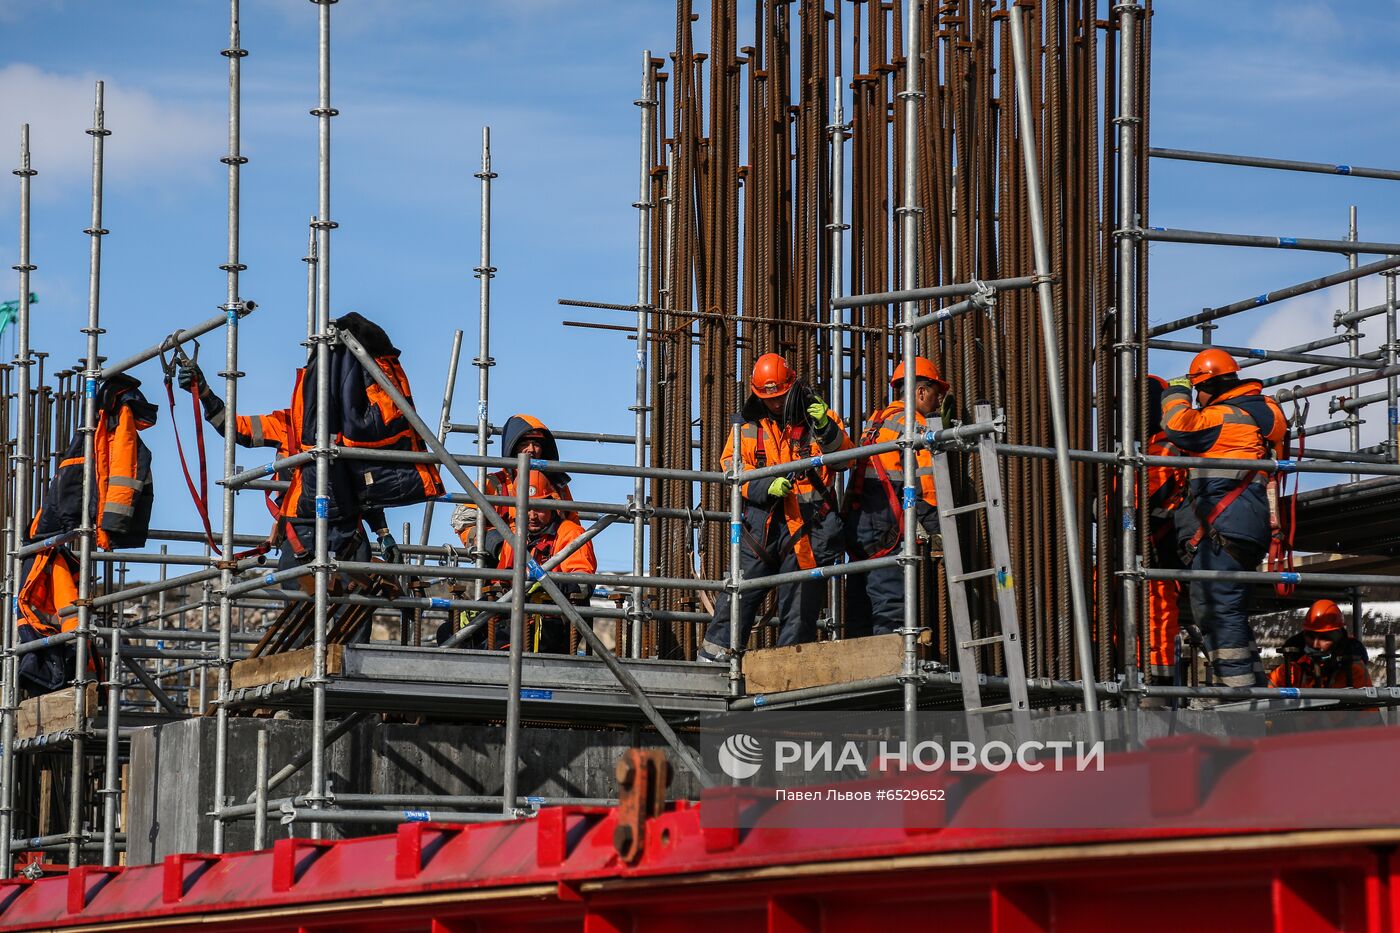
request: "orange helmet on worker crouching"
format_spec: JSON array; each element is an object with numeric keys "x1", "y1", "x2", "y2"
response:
[
  {"x1": 891, "y1": 357, "x2": 950, "y2": 393},
  {"x1": 1303, "y1": 599, "x2": 1346, "y2": 635},
  {"x1": 751, "y1": 353, "x2": 797, "y2": 398},
  {"x1": 1187, "y1": 348, "x2": 1240, "y2": 387}
]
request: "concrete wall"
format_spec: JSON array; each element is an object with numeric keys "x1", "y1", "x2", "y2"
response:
[{"x1": 127, "y1": 715, "x2": 698, "y2": 864}]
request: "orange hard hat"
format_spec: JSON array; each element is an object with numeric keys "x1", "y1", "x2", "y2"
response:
[
  {"x1": 1187, "y1": 348, "x2": 1240, "y2": 387},
  {"x1": 891, "y1": 357, "x2": 950, "y2": 393},
  {"x1": 1303, "y1": 599, "x2": 1345, "y2": 634},
  {"x1": 751, "y1": 353, "x2": 797, "y2": 398},
  {"x1": 525, "y1": 470, "x2": 561, "y2": 502}
]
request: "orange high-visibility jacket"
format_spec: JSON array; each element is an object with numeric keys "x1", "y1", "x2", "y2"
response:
[
  {"x1": 1268, "y1": 634, "x2": 1371, "y2": 689},
  {"x1": 495, "y1": 518, "x2": 598, "y2": 578},
  {"x1": 16, "y1": 548, "x2": 80, "y2": 637},
  {"x1": 723, "y1": 402, "x2": 853, "y2": 570},
  {"x1": 1162, "y1": 380, "x2": 1287, "y2": 546},
  {"x1": 852, "y1": 401, "x2": 937, "y2": 508},
  {"x1": 29, "y1": 376, "x2": 156, "y2": 551}
]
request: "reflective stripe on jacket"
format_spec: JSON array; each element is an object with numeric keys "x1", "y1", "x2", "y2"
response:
[
  {"x1": 1267, "y1": 633, "x2": 1371, "y2": 689},
  {"x1": 853, "y1": 401, "x2": 937, "y2": 508},
  {"x1": 1162, "y1": 380, "x2": 1287, "y2": 546},
  {"x1": 721, "y1": 402, "x2": 853, "y2": 570},
  {"x1": 29, "y1": 376, "x2": 156, "y2": 551}
]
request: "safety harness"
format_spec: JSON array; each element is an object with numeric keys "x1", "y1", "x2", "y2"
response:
[
  {"x1": 1266, "y1": 400, "x2": 1305, "y2": 596},
  {"x1": 845, "y1": 416, "x2": 906, "y2": 560},
  {"x1": 1183, "y1": 395, "x2": 1291, "y2": 577}
]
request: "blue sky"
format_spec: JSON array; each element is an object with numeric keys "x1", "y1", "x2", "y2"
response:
[{"x1": 3, "y1": 1, "x2": 1400, "y2": 576}]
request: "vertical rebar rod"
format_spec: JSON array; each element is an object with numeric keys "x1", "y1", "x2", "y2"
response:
[
  {"x1": 99, "y1": 628, "x2": 121, "y2": 864},
  {"x1": 308, "y1": 0, "x2": 336, "y2": 839},
  {"x1": 71, "y1": 81, "x2": 109, "y2": 867},
  {"x1": 501, "y1": 450, "x2": 530, "y2": 815},
  {"x1": 417, "y1": 329, "x2": 463, "y2": 548},
  {"x1": 632, "y1": 51, "x2": 655, "y2": 659},
  {"x1": 0, "y1": 124, "x2": 37, "y2": 877},
  {"x1": 473, "y1": 127, "x2": 496, "y2": 602},
  {"x1": 253, "y1": 728, "x2": 268, "y2": 850},
  {"x1": 1387, "y1": 271, "x2": 1398, "y2": 463},
  {"x1": 727, "y1": 421, "x2": 743, "y2": 697},
  {"x1": 212, "y1": 0, "x2": 246, "y2": 853},
  {"x1": 1116, "y1": 0, "x2": 1142, "y2": 707},
  {"x1": 1007, "y1": 2, "x2": 1100, "y2": 734}
]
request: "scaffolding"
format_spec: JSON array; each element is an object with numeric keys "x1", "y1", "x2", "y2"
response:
[{"x1": 4, "y1": 0, "x2": 1400, "y2": 873}]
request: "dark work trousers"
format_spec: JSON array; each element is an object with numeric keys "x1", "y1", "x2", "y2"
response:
[
  {"x1": 701, "y1": 517, "x2": 824, "y2": 654},
  {"x1": 853, "y1": 488, "x2": 939, "y2": 636},
  {"x1": 1188, "y1": 535, "x2": 1266, "y2": 687}
]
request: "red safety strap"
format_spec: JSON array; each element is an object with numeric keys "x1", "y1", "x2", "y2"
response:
[
  {"x1": 1186, "y1": 471, "x2": 1258, "y2": 553},
  {"x1": 164, "y1": 371, "x2": 272, "y2": 561},
  {"x1": 853, "y1": 423, "x2": 906, "y2": 560}
]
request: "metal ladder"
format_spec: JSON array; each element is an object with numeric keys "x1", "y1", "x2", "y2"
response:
[{"x1": 928, "y1": 402, "x2": 1032, "y2": 739}]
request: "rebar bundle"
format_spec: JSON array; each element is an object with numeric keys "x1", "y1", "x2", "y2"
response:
[{"x1": 643, "y1": 0, "x2": 1150, "y2": 675}]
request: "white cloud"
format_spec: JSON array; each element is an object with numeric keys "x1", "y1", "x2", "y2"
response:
[{"x1": 0, "y1": 64, "x2": 221, "y2": 199}]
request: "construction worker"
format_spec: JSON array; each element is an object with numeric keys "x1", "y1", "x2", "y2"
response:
[
  {"x1": 697, "y1": 352, "x2": 853, "y2": 660},
  {"x1": 450, "y1": 414, "x2": 576, "y2": 545},
  {"x1": 1269, "y1": 599, "x2": 1372, "y2": 689},
  {"x1": 845, "y1": 357, "x2": 948, "y2": 636},
  {"x1": 1144, "y1": 375, "x2": 1188, "y2": 683},
  {"x1": 440, "y1": 471, "x2": 596, "y2": 652},
  {"x1": 176, "y1": 313, "x2": 437, "y2": 579},
  {"x1": 1163, "y1": 348, "x2": 1287, "y2": 688}
]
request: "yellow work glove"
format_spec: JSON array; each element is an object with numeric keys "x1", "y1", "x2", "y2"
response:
[
  {"x1": 767, "y1": 476, "x2": 794, "y2": 498},
  {"x1": 806, "y1": 395, "x2": 830, "y2": 427},
  {"x1": 1167, "y1": 376, "x2": 1191, "y2": 390}
]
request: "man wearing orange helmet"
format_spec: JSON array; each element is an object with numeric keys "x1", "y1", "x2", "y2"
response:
[
  {"x1": 1268, "y1": 599, "x2": 1371, "y2": 689},
  {"x1": 845, "y1": 357, "x2": 949, "y2": 636},
  {"x1": 439, "y1": 470, "x2": 596, "y2": 653},
  {"x1": 1162, "y1": 348, "x2": 1287, "y2": 687},
  {"x1": 697, "y1": 352, "x2": 853, "y2": 660}
]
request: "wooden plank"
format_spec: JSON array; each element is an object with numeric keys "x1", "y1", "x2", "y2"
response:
[
  {"x1": 741, "y1": 633, "x2": 930, "y2": 695},
  {"x1": 230, "y1": 644, "x2": 343, "y2": 691},
  {"x1": 16, "y1": 683, "x2": 99, "y2": 740}
]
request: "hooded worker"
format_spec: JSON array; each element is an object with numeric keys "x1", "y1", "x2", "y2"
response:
[
  {"x1": 1269, "y1": 599, "x2": 1372, "y2": 689},
  {"x1": 697, "y1": 352, "x2": 853, "y2": 660},
  {"x1": 1163, "y1": 348, "x2": 1287, "y2": 688},
  {"x1": 844, "y1": 357, "x2": 948, "y2": 637},
  {"x1": 450, "y1": 414, "x2": 576, "y2": 547},
  {"x1": 440, "y1": 470, "x2": 596, "y2": 653}
]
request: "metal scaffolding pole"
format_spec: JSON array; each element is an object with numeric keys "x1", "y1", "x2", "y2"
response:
[
  {"x1": 472, "y1": 126, "x2": 495, "y2": 602},
  {"x1": 417, "y1": 329, "x2": 463, "y2": 549},
  {"x1": 1008, "y1": 1, "x2": 1099, "y2": 729},
  {"x1": 1147, "y1": 255, "x2": 1400, "y2": 338},
  {"x1": 896, "y1": 0, "x2": 921, "y2": 733},
  {"x1": 1148, "y1": 146, "x2": 1400, "y2": 182},
  {"x1": 69, "y1": 81, "x2": 109, "y2": 868},
  {"x1": 631, "y1": 52, "x2": 654, "y2": 660},
  {"x1": 1139, "y1": 226, "x2": 1400, "y2": 256},
  {"x1": 1116, "y1": 0, "x2": 1142, "y2": 706},
  {"x1": 307, "y1": 0, "x2": 336, "y2": 838},
  {"x1": 1387, "y1": 271, "x2": 1399, "y2": 463},
  {"x1": 0, "y1": 124, "x2": 36, "y2": 878},
  {"x1": 211, "y1": 0, "x2": 246, "y2": 854},
  {"x1": 500, "y1": 451, "x2": 529, "y2": 816},
  {"x1": 1348, "y1": 207, "x2": 1361, "y2": 481}
]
